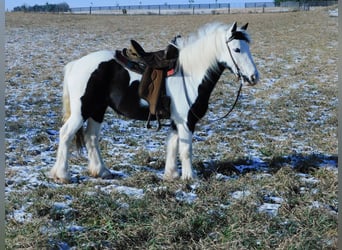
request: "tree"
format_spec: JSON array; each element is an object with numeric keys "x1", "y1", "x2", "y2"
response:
[
  {"x1": 12, "y1": 2, "x2": 70, "y2": 12},
  {"x1": 275, "y1": 0, "x2": 332, "y2": 5}
]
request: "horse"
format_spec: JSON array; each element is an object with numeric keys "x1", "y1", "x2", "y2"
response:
[{"x1": 50, "y1": 22, "x2": 259, "y2": 183}]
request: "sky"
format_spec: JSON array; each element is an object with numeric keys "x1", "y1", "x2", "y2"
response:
[{"x1": 5, "y1": 0, "x2": 267, "y2": 11}]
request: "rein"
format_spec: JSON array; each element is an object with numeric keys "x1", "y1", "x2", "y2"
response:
[{"x1": 181, "y1": 37, "x2": 244, "y2": 123}]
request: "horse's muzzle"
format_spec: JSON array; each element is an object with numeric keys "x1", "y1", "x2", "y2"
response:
[{"x1": 244, "y1": 73, "x2": 259, "y2": 86}]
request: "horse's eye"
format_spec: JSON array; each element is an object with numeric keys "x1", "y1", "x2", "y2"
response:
[{"x1": 234, "y1": 48, "x2": 241, "y2": 53}]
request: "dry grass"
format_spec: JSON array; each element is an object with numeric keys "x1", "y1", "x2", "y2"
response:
[{"x1": 5, "y1": 8, "x2": 337, "y2": 249}]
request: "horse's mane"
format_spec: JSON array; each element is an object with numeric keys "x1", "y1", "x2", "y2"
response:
[
  {"x1": 176, "y1": 22, "x2": 250, "y2": 77},
  {"x1": 176, "y1": 22, "x2": 227, "y2": 49}
]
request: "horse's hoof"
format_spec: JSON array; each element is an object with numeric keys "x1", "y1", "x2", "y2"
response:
[
  {"x1": 163, "y1": 171, "x2": 180, "y2": 181},
  {"x1": 181, "y1": 175, "x2": 195, "y2": 181},
  {"x1": 101, "y1": 171, "x2": 115, "y2": 180},
  {"x1": 50, "y1": 169, "x2": 71, "y2": 184},
  {"x1": 181, "y1": 173, "x2": 198, "y2": 181},
  {"x1": 51, "y1": 175, "x2": 71, "y2": 184}
]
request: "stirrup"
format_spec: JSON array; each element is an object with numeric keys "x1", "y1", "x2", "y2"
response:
[{"x1": 146, "y1": 113, "x2": 162, "y2": 131}]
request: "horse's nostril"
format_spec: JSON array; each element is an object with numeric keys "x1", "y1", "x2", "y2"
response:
[{"x1": 251, "y1": 74, "x2": 258, "y2": 84}]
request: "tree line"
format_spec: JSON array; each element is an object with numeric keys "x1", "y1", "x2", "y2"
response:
[
  {"x1": 13, "y1": 2, "x2": 70, "y2": 12},
  {"x1": 274, "y1": 0, "x2": 335, "y2": 5}
]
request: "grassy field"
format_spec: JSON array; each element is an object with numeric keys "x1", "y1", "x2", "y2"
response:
[{"x1": 5, "y1": 8, "x2": 338, "y2": 249}]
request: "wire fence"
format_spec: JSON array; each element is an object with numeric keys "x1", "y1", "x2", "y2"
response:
[
  {"x1": 71, "y1": 3, "x2": 233, "y2": 15},
  {"x1": 12, "y1": 1, "x2": 338, "y2": 14}
]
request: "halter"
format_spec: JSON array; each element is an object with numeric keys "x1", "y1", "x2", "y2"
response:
[
  {"x1": 181, "y1": 35, "x2": 244, "y2": 123},
  {"x1": 225, "y1": 36, "x2": 243, "y2": 80}
]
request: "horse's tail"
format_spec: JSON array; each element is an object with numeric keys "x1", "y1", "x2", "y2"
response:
[
  {"x1": 62, "y1": 61, "x2": 73, "y2": 124},
  {"x1": 75, "y1": 128, "x2": 85, "y2": 153}
]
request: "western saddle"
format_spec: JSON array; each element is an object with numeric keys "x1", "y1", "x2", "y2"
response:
[{"x1": 115, "y1": 38, "x2": 180, "y2": 130}]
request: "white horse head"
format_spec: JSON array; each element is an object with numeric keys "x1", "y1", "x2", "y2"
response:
[
  {"x1": 219, "y1": 22, "x2": 259, "y2": 85},
  {"x1": 176, "y1": 22, "x2": 259, "y2": 86}
]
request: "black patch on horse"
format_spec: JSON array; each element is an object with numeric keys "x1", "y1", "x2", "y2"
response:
[
  {"x1": 186, "y1": 63, "x2": 225, "y2": 133},
  {"x1": 81, "y1": 59, "x2": 150, "y2": 123}
]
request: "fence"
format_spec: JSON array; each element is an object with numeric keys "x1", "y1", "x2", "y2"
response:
[
  {"x1": 45, "y1": 1, "x2": 338, "y2": 15},
  {"x1": 71, "y1": 3, "x2": 233, "y2": 15},
  {"x1": 245, "y1": 1, "x2": 337, "y2": 12}
]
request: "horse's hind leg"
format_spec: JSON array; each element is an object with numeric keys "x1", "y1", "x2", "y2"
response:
[
  {"x1": 164, "y1": 129, "x2": 180, "y2": 180},
  {"x1": 84, "y1": 118, "x2": 113, "y2": 179},
  {"x1": 50, "y1": 115, "x2": 83, "y2": 183}
]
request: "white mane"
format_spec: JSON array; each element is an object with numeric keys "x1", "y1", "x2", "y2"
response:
[
  {"x1": 176, "y1": 22, "x2": 229, "y2": 78},
  {"x1": 176, "y1": 22, "x2": 228, "y2": 48}
]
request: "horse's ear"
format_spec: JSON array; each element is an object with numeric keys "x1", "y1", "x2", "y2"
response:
[
  {"x1": 130, "y1": 39, "x2": 147, "y2": 57},
  {"x1": 241, "y1": 23, "x2": 248, "y2": 30},
  {"x1": 230, "y1": 22, "x2": 237, "y2": 33}
]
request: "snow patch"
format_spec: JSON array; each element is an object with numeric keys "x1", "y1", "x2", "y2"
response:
[
  {"x1": 258, "y1": 203, "x2": 281, "y2": 217},
  {"x1": 175, "y1": 189, "x2": 197, "y2": 204},
  {"x1": 68, "y1": 225, "x2": 85, "y2": 233},
  {"x1": 329, "y1": 9, "x2": 338, "y2": 17},
  {"x1": 9, "y1": 205, "x2": 33, "y2": 223},
  {"x1": 231, "y1": 190, "x2": 251, "y2": 200},
  {"x1": 96, "y1": 184, "x2": 145, "y2": 199}
]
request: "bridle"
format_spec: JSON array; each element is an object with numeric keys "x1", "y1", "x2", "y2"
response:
[
  {"x1": 181, "y1": 35, "x2": 244, "y2": 123},
  {"x1": 226, "y1": 36, "x2": 244, "y2": 82}
]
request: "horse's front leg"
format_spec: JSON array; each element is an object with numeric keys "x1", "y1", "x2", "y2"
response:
[
  {"x1": 84, "y1": 118, "x2": 113, "y2": 179},
  {"x1": 177, "y1": 124, "x2": 194, "y2": 180},
  {"x1": 164, "y1": 129, "x2": 180, "y2": 180}
]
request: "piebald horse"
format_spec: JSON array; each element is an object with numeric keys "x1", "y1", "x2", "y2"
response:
[{"x1": 50, "y1": 22, "x2": 259, "y2": 183}]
